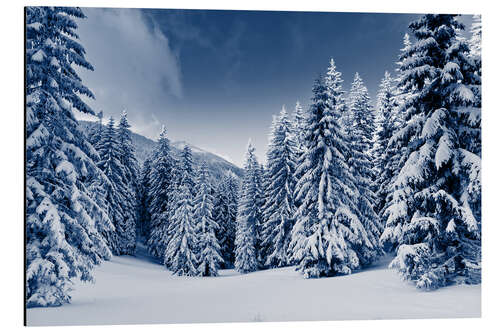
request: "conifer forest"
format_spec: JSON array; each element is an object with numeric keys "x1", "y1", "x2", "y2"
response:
[{"x1": 25, "y1": 7, "x2": 481, "y2": 325}]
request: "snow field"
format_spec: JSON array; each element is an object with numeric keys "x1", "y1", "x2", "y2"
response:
[{"x1": 27, "y1": 246, "x2": 480, "y2": 326}]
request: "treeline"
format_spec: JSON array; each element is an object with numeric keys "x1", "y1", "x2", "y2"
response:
[
  {"x1": 138, "y1": 126, "x2": 239, "y2": 276},
  {"x1": 25, "y1": 7, "x2": 481, "y2": 310},
  {"x1": 25, "y1": 7, "x2": 238, "y2": 307},
  {"x1": 234, "y1": 14, "x2": 482, "y2": 289}
]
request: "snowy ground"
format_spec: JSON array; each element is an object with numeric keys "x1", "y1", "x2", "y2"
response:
[{"x1": 27, "y1": 245, "x2": 481, "y2": 326}]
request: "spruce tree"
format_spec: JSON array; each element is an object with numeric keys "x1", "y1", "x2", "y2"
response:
[
  {"x1": 261, "y1": 107, "x2": 297, "y2": 267},
  {"x1": 164, "y1": 183, "x2": 198, "y2": 276},
  {"x1": 293, "y1": 101, "x2": 308, "y2": 155},
  {"x1": 118, "y1": 110, "x2": 140, "y2": 244},
  {"x1": 469, "y1": 15, "x2": 481, "y2": 59},
  {"x1": 88, "y1": 110, "x2": 104, "y2": 147},
  {"x1": 234, "y1": 141, "x2": 261, "y2": 273},
  {"x1": 254, "y1": 162, "x2": 266, "y2": 267},
  {"x1": 26, "y1": 6, "x2": 113, "y2": 307},
  {"x1": 347, "y1": 72, "x2": 383, "y2": 238},
  {"x1": 137, "y1": 157, "x2": 153, "y2": 238},
  {"x1": 377, "y1": 34, "x2": 415, "y2": 241},
  {"x1": 194, "y1": 162, "x2": 224, "y2": 276},
  {"x1": 373, "y1": 72, "x2": 399, "y2": 218},
  {"x1": 379, "y1": 34, "x2": 416, "y2": 248},
  {"x1": 213, "y1": 175, "x2": 239, "y2": 268},
  {"x1": 291, "y1": 101, "x2": 309, "y2": 217},
  {"x1": 465, "y1": 15, "x2": 482, "y2": 156},
  {"x1": 383, "y1": 15, "x2": 481, "y2": 289},
  {"x1": 117, "y1": 110, "x2": 139, "y2": 188},
  {"x1": 393, "y1": 33, "x2": 413, "y2": 107},
  {"x1": 179, "y1": 145, "x2": 196, "y2": 193},
  {"x1": 97, "y1": 117, "x2": 136, "y2": 255},
  {"x1": 147, "y1": 126, "x2": 176, "y2": 260},
  {"x1": 161, "y1": 145, "x2": 196, "y2": 268},
  {"x1": 290, "y1": 65, "x2": 378, "y2": 278}
]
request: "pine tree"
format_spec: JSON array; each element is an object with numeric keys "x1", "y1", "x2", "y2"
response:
[
  {"x1": 88, "y1": 110, "x2": 104, "y2": 147},
  {"x1": 347, "y1": 73, "x2": 383, "y2": 238},
  {"x1": 234, "y1": 141, "x2": 261, "y2": 273},
  {"x1": 383, "y1": 15, "x2": 481, "y2": 289},
  {"x1": 469, "y1": 15, "x2": 481, "y2": 59},
  {"x1": 179, "y1": 145, "x2": 196, "y2": 193},
  {"x1": 164, "y1": 184, "x2": 198, "y2": 276},
  {"x1": 255, "y1": 162, "x2": 266, "y2": 267},
  {"x1": 97, "y1": 117, "x2": 136, "y2": 255},
  {"x1": 118, "y1": 110, "x2": 140, "y2": 244},
  {"x1": 213, "y1": 175, "x2": 239, "y2": 268},
  {"x1": 261, "y1": 106, "x2": 297, "y2": 267},
  {"x1": 393, "y1": 33, "x2": 413, "y2": 105},
  {"x1": 117, "y1": 110, "x2": 139, "y2": 188},
  {"x1": 194, "y1": 162, "x2": 224, "y2": 276},
  {"x1": 465, "y1": 15, "x2": 482, "y2": 156},
  {"x1": 137, "y1": 157, "x2": 153, "y2": 238},
  {"x1": 373, "y1": 72, "x2": 400, "y2": 218},
  {"x1": 26, "y1": 6, "x2": 113, "y2": 307},
  {"x1": 291, "y1": 101, "x2": 308, "y2": 216},
  {"x1": 158, "y1": 145, "x2": 194, "y2": 268},
  {"x1": 290, "y1": 64, "x2": 378, "y2": 278},
  {"x1": 376, "y1": 34, "x2": 416, "y2": 243},
  {"x1": 293, "y1": 101, "x2": 308, "y2": 155},
  {"x1": 147, "y1": 126, "x2": 176, "y2": 260},
  {"x1": 379, "y1": 34, "x2": 416, "y2": 249}
]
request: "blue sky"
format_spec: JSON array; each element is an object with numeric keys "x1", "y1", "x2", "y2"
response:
[{"x1": 75, "y1": 8, "x2": 472, "y2": 167}]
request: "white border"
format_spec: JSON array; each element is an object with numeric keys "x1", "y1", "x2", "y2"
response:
[{"x1": 2, "y1": 1, "x2": 498, "y2": 332}]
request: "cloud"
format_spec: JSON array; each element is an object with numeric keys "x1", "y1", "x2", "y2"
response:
[
  {"x1": 145, "y1": 10, "x2": 215, "y2": 50},
  {"x1": 146, "y1": 9, "x2": 246, "y2": 92},
  {"x1": 74, "y1": 8, "x2": 182, "y2": 138},
  {"x1": 219, "y1": 20, "x2": 246, "y2": 93}
]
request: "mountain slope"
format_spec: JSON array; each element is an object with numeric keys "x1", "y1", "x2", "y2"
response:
[{"x1": 78, "y1": 120, "x2": 243, "y2": 180}]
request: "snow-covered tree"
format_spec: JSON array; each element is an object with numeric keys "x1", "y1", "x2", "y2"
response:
[
  {"x1": 373, "y1": 72, "x2": 400, "y2": 216},
  {"x1": 347, "y1": 73, "x2": 383, "y2": 237},
  {"x1": 293, "y1": 101, "x2": 307, "y2": 155},
  {"x1": 465, "y1": 15, "x2": 482, "y2": 156},
  {"x1": 213, "y1": 174, "x2": 239, "y2": 268},
  {"x1": 234, "y1": 141, "x2": 261, "y2": 273},
  {"x1": 255, "y1": 162, "x2": 267, "y2": 267},
  {"x1": 290, "y1": 63, "x2": 379, "y2": 278},
  {"x1": 382, "y1": 15, "x2": 481, "y2": 289},
  {"x1": 97, "y1": 117, "x2": 136, "y2": 255},
  {"x1": 118, "y1": 110, "x2": 140, "y2": 241},
  {"x1": 117, "y1": 110, "x2": 139, "y2": 187},
  {"x1": 392, "y1": 33, "x2": 414, "y2": 111},
  {"x1": 88, "y1": 110, "x2": 104, "y2": 147},
  {"x1": 160, "y1": 145, "x2": 197, "y2": 268},
  {"x1": 469, "y1": 15, "x2": 481, "y2": 59},
  {"x1": 147, "y1": 126, "x2": 176, "y2": 259},
  {"x1": 164, "y1": 183, "x2": 198, "y2": 276},
  {"x1": 194, "y1": 162, "x2": 224, "y2": 276},
  {"x1": 137, "y1": 157, "x2": 152, "y2": 238},
  {"x1": 178, "y1": 145, "x2": 196, "y2": 192},
  {"x1": 291, "y1": 100, "x2": 309, "y2": 216},
  {"x1": 375, "y1": 34, "x2": 416, "y2": 236},
  {"x1": 26, "y1": 6, "x2": 113, "y2": 307},
  {"x1": 261, "y1": 107, "x2": 297, "y2": 267}
]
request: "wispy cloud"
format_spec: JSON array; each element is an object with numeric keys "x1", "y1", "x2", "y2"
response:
[
  {"x1": 74, "y1": 8, "x2": 182, "y2": 137},
  {"x1": 144, "y1": 9, "x2": 216, "y2": 51},
  {"x1": 220, "y1": 20, "x2": 246, "y2": 93}
]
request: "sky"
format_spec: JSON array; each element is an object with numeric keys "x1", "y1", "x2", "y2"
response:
[{"x1": 75, "y1": 8, "x2": 473, "y2": 167}]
